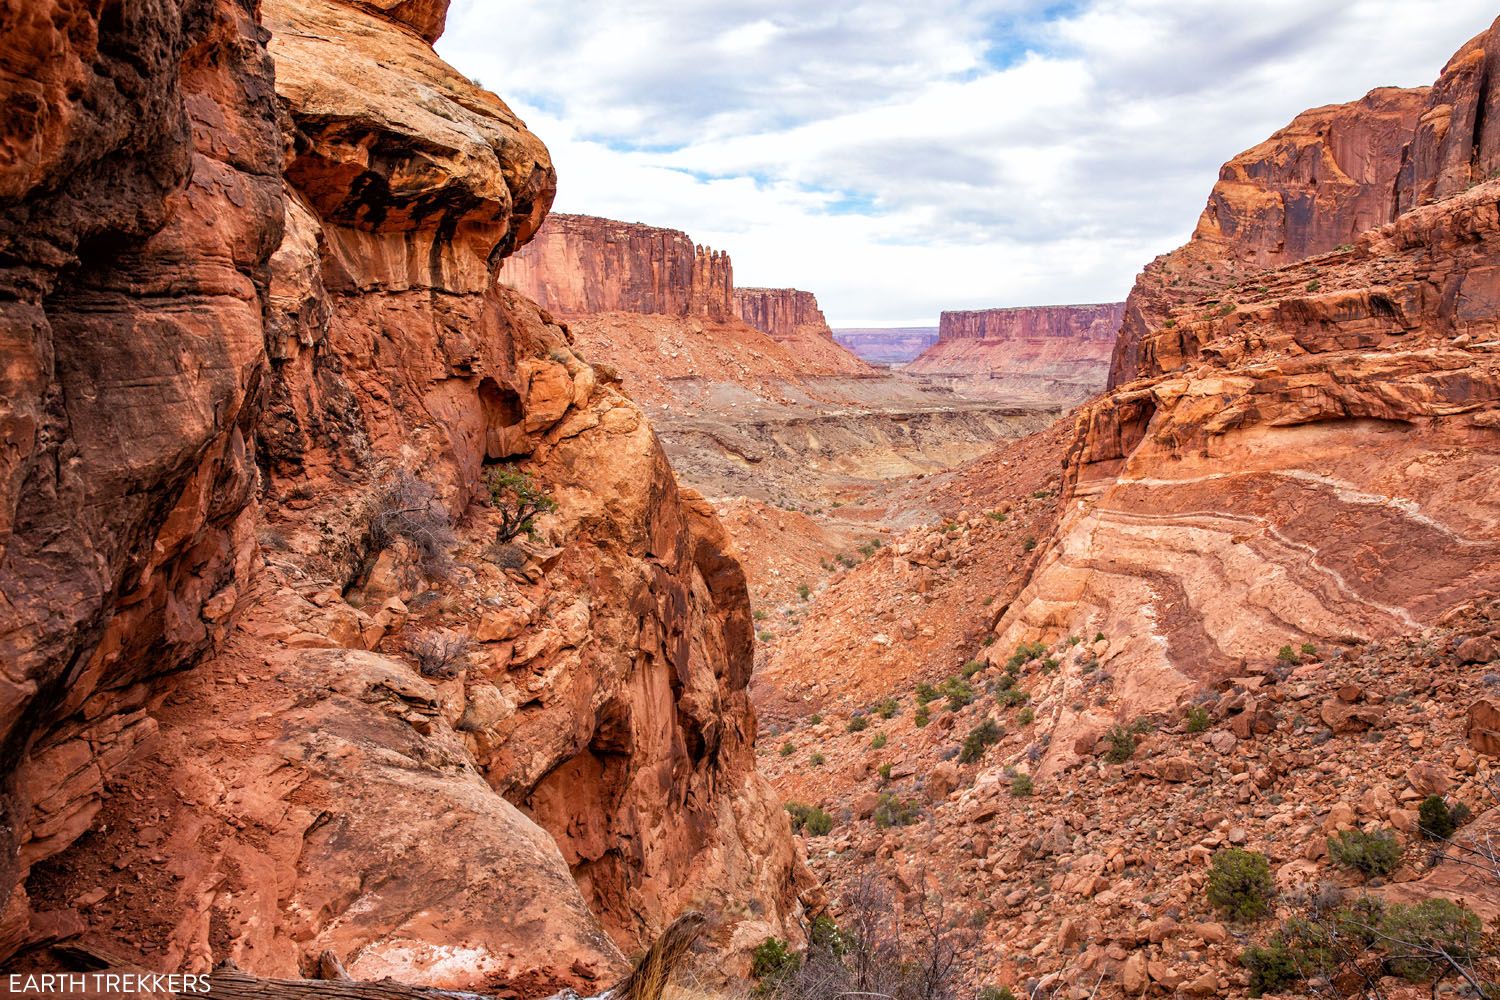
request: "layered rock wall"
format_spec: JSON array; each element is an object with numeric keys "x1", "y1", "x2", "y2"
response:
[
  {"x1": 1, "y1": 0, "x2": 804, "y2": 982},
  {"x1": 499, "y1": 213, "x2": 734, "y2": 320},
  {"x1": 734, "y1": 287, "x2": 832, "y2": 341},
  {"x1": 833, "y1": 328, "x2": 940, "y2": 364},
  {"x1": 904, "y1": 304, "x2": 1123, "y2": 391},
  {"x1": 993, "y1": 19, "x2": 1500, "y2": 777},
  {"x1": 934, "y1": 303, "x2": 1124, "y2": 343}
]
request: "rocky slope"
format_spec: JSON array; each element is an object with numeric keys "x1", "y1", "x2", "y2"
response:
[
  {"x1": 1, "y1": 0, "x2": 806, "y2": 985},
  {"x1": 834, "y1": 327, "x2": 941, "y2": 365},
  {"x1": 907, "y1": 304, "x2": 1124, "y2": 400},
  {"x1": 734, "y1": 287, "x2": 833, "y2": 342},
  {"x1": 499, "y1": 213, "x2": 735, "y2": 321}
]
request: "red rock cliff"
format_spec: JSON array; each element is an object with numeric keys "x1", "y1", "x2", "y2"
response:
[
  {"x1": 1110, "y1": 78, "x2": 1463, "y2": 385},
  {"x1": 904, "y1": 303, "x2": 1123, "y2": 393},
  {"x1": 499, "y1": 213, "x2": 735, "y2": 320},
  {"x1": 1, "y1": 0, "x2": 806, "y2": 982},
  {"x1": 734, "y1": 287, "x2": 833, "y2": 340}
]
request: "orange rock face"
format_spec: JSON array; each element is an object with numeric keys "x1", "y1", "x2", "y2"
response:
[
  {"x1": 500, "y1": 213, "x2": 735, "y2": 320},
  {"x1": 2, "y1": 0, "x2": 805, "y2": 983},
  {"x1": 734, "y1": 287, "x2": 833, "y2": 341}
]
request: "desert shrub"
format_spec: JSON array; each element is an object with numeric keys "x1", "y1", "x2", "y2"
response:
[
  {"x1": 786, "y1": 802, "x2": 833, "y2": 836},
  {"x1": 1276, "y1": 644, "x2": 1298, "y2": 663},
  {"x1": 1022, "y1": 536, "x2": 1037, "y2": 551},
  {"x1": 1328, "y1": 827, "x2": 1401, "y2": 877},
  {"x1": 1418, "y1": 795, "x2": 1458, "y2": 840},
  {"x1": 751, "y1": 936, "x2": 800, "y2": 983},
  {"x1": 758, "y1": 630, "x2": 774, "y2": 642},
  {"x1": 1240, "y1": 939, "x2": 1302, "y2": 998},
  {"x1": 978, "y1": 988, "x2": 1017, "y2": 1000},
  {"x1": 939, "y1": 676, "x2": 975, "y2": 710},
  {"x1": 808, "y1": 712, "x2": 823, "y2": 725},
  {"x1": 369, "y1": 471, "x2": 456, "y2": 577},
  {"x1": 878, "y1": 763, "x2": 892, "y2": 781},
  {"x1": 407, "y1": 630, "x2": 474, "y2": 679},
  {"x1": 961, "y1": 659, "x2": 984, "y2": 678},
  {"x1": 1104, "y1": 725, "x2": 1137, "y2": 764},
  {"x1": 873, "y1": 793, "x2": 921, "y2": 828},
  {"x1": 1010, "y1": 773, "x2": 1033, "y2": 797},
  {"x1": 809, "y1": 752, "x2": 826, "y2": 766},
  {"x1": 915, "y1": 682, "x2": 938, "y2": 706},
  {"x1": 958, "y1": 719, "x2": 1003, "y2": 763},
  {"x1": 1207, "y1": 848, "x2": 1275, "y2": 922},
  {"x1": 846, "y1": 714, "x2": 870, "y2": 733},
  {"x1": 1300, "y1": 642, "x2": 1317, "y2": 656},
  {"x1": 1380, "y1": 897, "x2": 1481, "y2": 982},
  {"x1": 914, "y1": 705, "x2": 930, "y2": 727},
  {"x1": 1017, "y1": 707, "x2": 1035, "y2": 725},
  {"x1": 870, "y1": 732, "x2": 888, "y2": 750},
  {"x1": 868, "y1": 698, "x2": 898, "y2": 720},
  {"x1": 997, "y1": 688, "x2": 1028, "y2": 708},
  {"x1": 485, "y1": 465, "x2": 556, "y2": 542},
  {"x1": 779, "y1": 741, "x2": 795, "y2": 757},
  {"x1": 1007, "y1": 641, "x2": 1046, "y2": 669},
  {"x1": 1185, "y1": 705, "x2": 1211, "y2": 733},
  {"x1": 754, "y1": 609, "x2": 768, "y2": 621},
  {"x1": 1306, "y1": 279, "x2": 1321, "y2": 292},
  {"x1": 808, "y1": 915, "x2": 847, "y2": 956},
  {"x1": 797, "y1": 583, "x2": 810, "y2": 601}
]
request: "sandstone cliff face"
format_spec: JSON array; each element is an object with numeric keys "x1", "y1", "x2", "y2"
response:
[
  {"x1": 499, "y1": 213, "x2": 734, "y2": 320},
  {"x1": 734, "y1": 287, "x2": 832, "y2": 341},
  {"x1": 992, "y1": 25, "x2": 1500, "y2": 775},
  {"x1": 0, "y1": 0, "x2": 284, "y2": 956},
  {"x1": 2, "y1": 0, "x2": 805, "y2": 982},
  {"x1": 904, "y1": 304, "x2": 1123, "y2": 398}
]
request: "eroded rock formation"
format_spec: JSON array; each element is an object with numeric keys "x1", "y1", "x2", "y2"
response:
[
  {"x1": 993, "y1": 18, "x2": 1500, "y2": 774},
  {"x1": 733, "y1": 287, "x2": 832, "y2": 342},
  {"x1": 1, "y1": 0, "x2": 805, "y2": 985},
  {"x1": 499, "y1": 213, "x2": 734, "y2": 320}
]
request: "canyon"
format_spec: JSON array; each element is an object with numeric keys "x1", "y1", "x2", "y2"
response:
[{"x1": 2, "y1": 3, "x2": 1499, "y2": 1000}]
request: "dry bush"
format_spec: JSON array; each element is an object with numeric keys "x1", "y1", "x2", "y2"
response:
[
  {"x1": 369, "y1": 471, "x2": 456, "y2": 578},
  {"x1": 408, "y1": 630, "x2": 474, "y2": 679}
]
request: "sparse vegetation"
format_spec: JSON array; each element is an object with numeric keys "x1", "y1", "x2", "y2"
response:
[
  {"x1": 846, "y1": 714, "x2": 870, "y2": 733},
  {"x1": 878, "y1": 763, "x2": 892, "y2": 781},
  {"x1": 785, "y1": 802, "x2": 833, "y2": 836},
  {"x1": 914, "y1": 705, "x2": 931, "y2": 727},
  {"x1": 1277, "y1": 644, "x2": 1298, "y2": 663},
  {"x1": 369, "y1": 471, "x2": 456, "y2": 578},
  {"x1": 873, "y1": 697, "x2": 899, "y2": 719},
  {"x1": 1299, "y1": 642, "x2": 1317, "y2": 656},
  {"x1": 1104, "y1": 725, "x2": 1137, "y2": 763},
  {"x1": 1022, "y1": 536, "x2": 1037, "y2": 552},
  {"x1": 779, "y1": 741, "x2": 795, "y2": 757},
  {"x1": 809, "y1": 752, "x2": 826, "y2": 767},
  {"x1": 939, "y1": 676, "x2": 975, "y2": 710},
  {"x1": 797, "y1": 583, "x2": 810, "y2": 601},
  {"x1": 1207, "y1": 848, "x2": 1276, "y2": 922},
  {"x1": 484, "y1": 465, "x2": 557, "y2": 542},
  {"x1": 873, "y1": 793, "x2": 921, "y2": 829},
  {"x1": 1328, "y1": 827, "x2": 1401, "y2": 877},
  {"x1": 1017, "y1": 707, "x2": 1034, "y2": 725},
  {"x1": 1010, "y1": 772, "x2": 1033, "y2": 797},
  {"x1": 407, "y1": 629, "x2": 474, "y2": 679},
  {"x1": 961, "y1": 659, "x2": 984, "y2": 678},
  {"x1": 1185, "y1": 705, "x2": 1211, "y2": 733},
  {"x1": 958, "y1": 719, "x2": 1003, "y2": 763},
  {"x1": 870, "y1": 731, "x2": 888, "y2": 750},
  {"x1": 915, "y1": 682, "x2": 938, "y2": 706},
  {"x1": 1306, "y1": 279, "x2": 1321, "y2": 292},
  {"x1": 751, "y1": 936, "x2": 800, "y2": 985}
]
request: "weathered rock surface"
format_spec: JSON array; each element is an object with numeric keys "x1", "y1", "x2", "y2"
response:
[
  {"x1": 734, "y1": 287, "x2": 833, "y2": 342},
  {"x1": 833, "y1": 327, "x2": 940, "y2": 364},
  {"x1": 499, "y1": 213, "x2": 734, "y2": 320},
  {"x1": 3, "y1": 0, "x2": 806, "y2": 985},
  {"x1": 906, "y1": 303, "x2": 1124, "y2": 397}
]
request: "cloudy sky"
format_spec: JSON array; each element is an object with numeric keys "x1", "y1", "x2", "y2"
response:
[{"x1": 439, "y1": 2, "x2": 1495, "y2": 326}]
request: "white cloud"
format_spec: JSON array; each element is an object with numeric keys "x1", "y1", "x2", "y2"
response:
[{"x1": 439, "y1": 1, "x2": 1497, "y2": 326}]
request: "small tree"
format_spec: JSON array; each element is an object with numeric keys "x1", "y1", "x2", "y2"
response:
[
  {"x1": 485, "y1": 465, "x2": 557, "y2": 542},
  {"x1": 1207, "y1": 848, "x2": 1275, "y2": 921},
  {"x1": 1328, "y1": 827, "x2": 1401, "y2": 877}
]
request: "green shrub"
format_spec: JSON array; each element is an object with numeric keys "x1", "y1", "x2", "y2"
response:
[
  {"x1": 915, "y1": 682, "x2": 938, "y2": 706},
  {"x1": 1185, "y1": 705, "x2": 1211, "y2": 733},
  {"x1": 939, "y1": 676, "x2": 975, "y2": 710},
  {"x1": 808, "y1": 712, "x2": 823, "y2": 725},
  {"x1": 753, "y1": 609, "x2": 768, "y2": 621},
  {"x1": 1022, "y1": 536, "x2": 1037, "y2": 552},
  {"x1": 961, "y1": 659, "x2": 984, "y2": 678},
  {"x1": 1380, "y1": 898, "x2": 1481, "y2": 982},
  {"x1": 878, "y1": 762, "x2": 892, "y2": 781},
  {"x1": 997, "y1": 688, "x2": 1028, "y2": 708},
  {"x1": 797, "y1": 583, "x2": 810, "y2": 601},
  {"x1": 1017, "y1": 707, "x2": 1035, "y2": 725},
  {"x1": 758, "y1": 630, "x2": 774, "y2": 642},
  {"x1": 1206, "y1": 848, "x2": 1275, "y2": 922},
  {"x1": 779, "y1": 741, "x2": 795, "y2": 757},
  {"x1": 785, "y1": 802, "x2": 833, "y2": 836},
  {"x1": 751, "y1": 936, "x2": 799, "y2": 981},
  {"x1": 1104, "y1": 725, "x2": 1137, "y2": 764},
  {"x1": 846, "y1": 714, "x2": 870, "y2": 733},
  {"x1": 1241, "y1": 940, "x2": 1301, "y2": 998},
  {"x1": 809, "y1": 752, "x2": 826, "y2": 767},
  {"x1": 873, "y1": 697, "x2": 899, "y2": 719},
  {"x1": 1418, "y1": 795, "x2": 1457, "y2": 840},
  {"x1": 1299, "y1": 642, "x2": 1317, "y2": 656},
  {"x1": 958, "y1": 719, "x2": 1003, "y2": 763},
  {"x1": 1010, "y1": 773, "x2": 1034, "y2": 797},
  {"x1": 978, "y1": 988, "x2": 1017, "y2": 1000},
  {"x1": 914, "y1": 705, "x2": 930, "y2": 728},
  {"x1": 870, "y1": 731, "x2": 888, "y2": 750},
  {"x1": 1007, "y1": 641, "x2": 1046, "y2": 669},
  {"x1": 808, "y1": 914, "x2": 847, "y2": 956},
  {"x1": 1306, "y1": 279, "x2": 1321, "y2": 292},
  {"x1": 484, "y1": 466, "x2": 557, "y2": 541},
  {"x1": 1328, "y1": 828, "x2": 1401, "y2": 877},
  {"x1": 1276, "y1": 644, "x2": 1298, "y2": 663},
  {"x1": 873, "y1": 793, "x2": 921, "y2": 828},
  {"x1": 1093, "y1": 631, "x2": 1106, "y2": 643}
]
